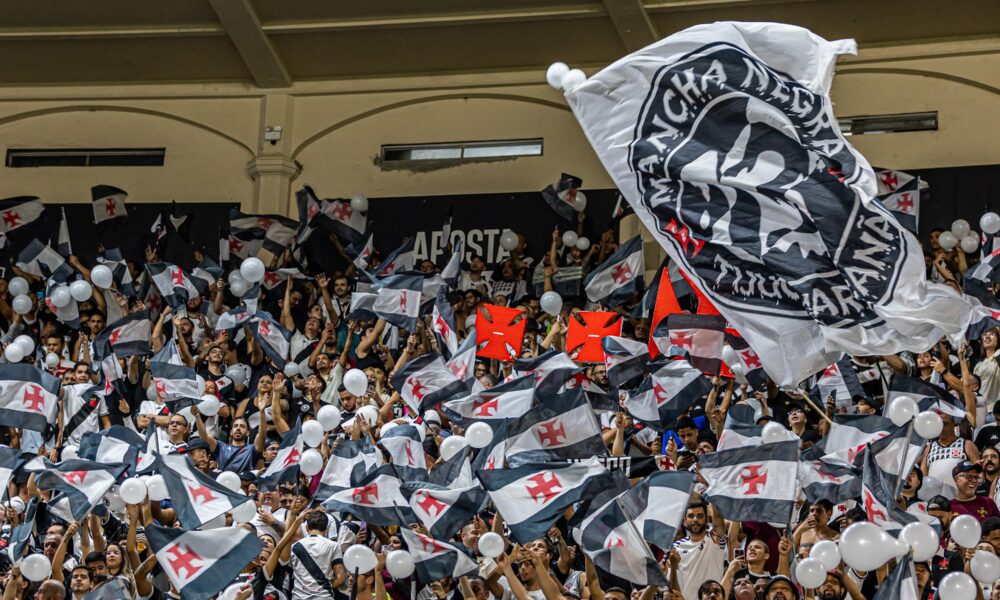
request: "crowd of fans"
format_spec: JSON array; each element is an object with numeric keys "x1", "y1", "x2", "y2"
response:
[{"x1": 0, "y1": 205, "x2": 998, "y2": 600}]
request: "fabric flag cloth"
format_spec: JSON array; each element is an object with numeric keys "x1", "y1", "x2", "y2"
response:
[
  {"x1": 402, "y1": 482, "x2": 488, "y2": 540},
  {"x1": 0, "y1": 447, "x2": 23, "y2": 501},
  {"x1": 432, "y1": 287, "x2": 460, "y2": 358},
  {"x1": 877, "y1": 178, "x2": 921, "y2": 235},
  {"x1": 82, "y1": 578, "x2": 131, "y2": 600},
  {"x1": 574, "y1": 493, "x2": 668, "y2": 587},
  {"x1": 818, "y1": 414, "x2": 894, "y2": 466},
  {"x1": 888, "y1": 375, "x2": 967, "y2": 420},
  {"x1": 91, "y1": 185, "x2": 128, "y2": 224},
  {"x1": 45, "y1": 278, "x2": 81, "y2": 329},
  {"x1": 55, "y1": 207, "x2": 72, "y2": 258},
  {"x1": 7, "y1": 496, "x2": 38, "y2": 563},
  {"x1": 652, "y1": 313, "x2": 726, "y2": 373},
  {"x1": 150, "y1": 362, "x2": 200, "y2": 401},
  {"x1": 969, "y1": 247, "x2": 1000, "y2": 285},
  {"x1": 16, "y1": 239, "x2": 75, "y2": 283},
  {"x1": 619, "y1": 470, "x2": 696, "y2": 551},
  {"x1": 566, "y1": 312, "x2": 622, "y2": 363},
  {"x1": 147, "y1": 523, "x2": 263, "y2": 600},
  {"x1": 313, "y1": 437, "x2": 382, "y2": 504},
  {"x1": 0, "y1": 364, "x2": 60, "y2": 434},
  {"x1": 861, "y1": 442, "x2": 919, "y2": 532},
  {"x1": 379, "y1": 434, "x2": 429, "y2": 482},
  {"x1": 320, "y1": 467, "x2": 417, "y2": 526},
  {"x1": 859, "y1": 423, "x2": 924, "y2": 496},
  {"x1": 441, "y1": 238, "x2": 463, "y2": 289},
  {"x1": 99, "y1": 247, "x2": 137, "y2": 297},
  {"x1": 603, "y1": 336, "x2": 649, "y2": 394},
  {"x1": 346, "y1": 230, "x2": 375, "y2": 271},
  {"x1": 541, "y1": 173, "x2": 584, "y2": 222},
  {"x1": 814, "y1": 357, "x2": 866, "y2": 407},
  {"x1": 583, "y1": 235, "x2": 644, "y2": 307},
  {"x1": 717, "y1": 422, "x2": 763, "y2": 451},
  {"x1": 699, "y1": 440, "x2": 799, "y2": 525},
  {"x1": 297, "y1": 186, "x2": 368, "y2": 243},
  {"x1": 146, "y1": 262, "x2": 200, "y2": 309},
  {"x1": 375, "y1": 237, "x2": 416, "y2": 277},
  {"x1": 798, "y1": 459, "x2": 862, "y2": 506},
  {"x1": 258, "y1": 422, "x2": 303, "y2": 490},
  {"x1": 626, "y1": 360, "x2": 713, "y2": 432},
  {"x1": 92, "y1": 310, "x2": 151, "y2": 362},
  {"x1": 444, "y1": 328, "x2": 478, "y2": 383},
  {"x1": 477, "y1": 457, "x2": 613, "y2": 543},
  {"x1": 390, "y1": 353, "x2": 467, "y2": 414},
  {"x1": 372, "y1": 273, "x2": 423, "y2": 331},
  {"x1": 871, "y1": 556, "x2": 919, "y2": 600},
  {"x1": 399, "y1": 527, "x2": 478, "y2": 583},
  {"x1": 36, "y1": 459, "x2": 128, "y2": 521},
  {"x1": 0, "y1": 196, "x2": 45, "y2": 236},
  {"x1": 248, "y1": 313, "x2": 292, "y2": 369},
  {"x1": 562, "y1": 21, "x2": 973, "y2": 387},
  {"x1": 504, "y1": 388, "x2": 606, "y2": 466},
  {"x1": 442, "y1": 375, "x2": 534, "y2": 427},
  {"x1": 78, "y1": 426, "x2": 146, "y2": 475},
  {"x1": 724, "y1": 329, "x2": 768, "y2": 389},
  {"x1": 475, "y1": 304, "x2": 526, "y2": 361},
  {"x1": 159, "y1": 454, "x2": 253, "y2": 529}
]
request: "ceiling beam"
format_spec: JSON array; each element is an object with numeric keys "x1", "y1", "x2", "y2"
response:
[
  {"x1": 207, "y1": 0, "x2": 292, "y2": 88},
  {"x1": 601, "y1": 0, "x2": 658, "y2": 51}
]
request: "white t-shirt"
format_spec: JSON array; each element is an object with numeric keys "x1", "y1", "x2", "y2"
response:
[
  {"x1": 286, "y1": 534, "x2": 342, "y2": 600},
  {"x1": 673, "y1": 531, "x2": 727, "y2": 600},
  {"x1": 61, "y1": 384, "x2": 109, "y2": 446}
]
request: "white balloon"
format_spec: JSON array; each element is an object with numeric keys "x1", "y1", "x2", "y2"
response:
[
  {"x1": 572, "y1": 190, "x2": 587, "y2": 212},
  {"x1": 440, "y1": 435, "x2": 468, "y2": 462},
  {"x1": 478, "y1": 532, "x2": 504, "y2": 558},
  {"x1": 540, "y1": 291, "x2": 563, "y2": 316},
  {"x1": 560, "y1": 68, "x2": 586, "y2": 92},
  {"x1": 229, "y1": 279, "x2": 248, "y2": 298},
  {"x1": 90, "y1": 265, "x2": 114, "y2": 289},
  {"x1": 499, "y1": 230, "x2": 519, "y2": 252},
  {"x1": 810, "y1": 539, "x2": 841, "y2": 571},
  {"x1": 4, "y1": 344, "x2": 24, "y2": 363},
  {"x1": 69, "y1": 280, "x2": 92, "y2": 302},
  {"x1": 44, "y1": 352, "x2": 59, "y2": 369},
  {"x1": 838, "y1": 522, "x2": 906, "y2": 572},
  {"x1": 939, "y1": 572, "x2": 978, "y2": 600},
  {"x1": 146, "y1": 383, "x2": 159, "y2": 402},
  {"x1": 147, "y1": 474, "x2": 169, "y2": 501},
  {"x1": 225, "y1": 364, "x2": 247, "y2": 386},
  {"x1": 546, "y1": 62, "x2": 570, "y2": 89},
  {"x1": 357, "y1": 405, "x2": 379, "y2": 427},
  {"x1": 61, "y1": 445, "x2": 78, "y2": 461},
  {"x1": 466, "y1": 422, "x2": 493, "y2": 449},
  {"x1": 762, "y1": 422, "x2": 789, "y2": 445},
  {"x1": 952, "y1": 514, "x2": 983, "y2": 548},
  {"x1": 952, "y1": 219, "x2": 972, "y2": 239},
  {"x1": 20, "y1": 554, "x2": 52, "y2": 582},
  {"x1": 982, "y1": 212, "x2": 1000, "y2": 235},
  {"x1": 227, "y1": 270, "x2": 246, "y2": 287},
  {"x1": 216, "y1": 471, "x2": 242, "y2": 493},
  {"x1": 575, "y1": 237, "x2": 590, "y2": 251},
  {"x1": 14, "y1": 335, "x2": 35, "y2": 356},
  {"x1": 284, "y1": 362, "x2": 300, "y2": 378},
  {"x1": 917, "y1": 475, "x2": 943, "y2": 501},
  {"x1": 351, "y1": 195, "x2": 369, "y2": 213},
  {"x1": 49, "y1": 286, "x2": 71, "y2": 308},
  {"x1": 230, "y1": 499, "x2": 256, "y2": 524},
  {"x1": 343, "y1": 369, "x2": 368, "y2": 397},
  {"x1": 300, "y1": 449, "x2": 324, "y2": 477},
  {"x1": 198, "y1": 395, "x2": 221, "y2": 417},
  {"x1": 240, "y1": 258, "x2": 266, "y2": 283},
  {"x1": 302, "y1": 420, "x2": 325, "y2": 448},
  {"x1": 343, "y1": 544, "x2": 378, "y2": 574},
  {"x1": 887, "y1": 396, "x2": 918, "y2": 427},
  {"x1": 318, "y1": 405, "x2": 342, "y2": 431},
  {"x1": 961, "y1": 234, "x2": 980, "y2": 254},
  {"x1": 8, "y1": 497, "x2": 24, "y2": 514},
  {"x1": 7, "y1": 277, "x2": 28, "y2": 297},
  {"x1": 938, "y1": 231, "x2": 958, "y2": 250},
  {"x1": 562, "y1": 231, "x2": 579, "y2": 248},
  {"x1": 914, "y1": 411, "x2": 943, "y2": 439},
  {"x1": 386, "y1": 549, "x2": 416, "y2": 579},
  {"x1": 794, "y1": 557, "x2": 827, "y2": 589},
  {"x1": 971, "y1": 550, "x2": 1000, "y2": 584},
  {"x1": 11, "y1": 294, "x2": 31, "y2": 316},
  {"x1": 119, "y1": 478, "x2": 148, "y2": 504},
  {"x1": 900, "y1": 522, "x2": 940, "y2": 561}
]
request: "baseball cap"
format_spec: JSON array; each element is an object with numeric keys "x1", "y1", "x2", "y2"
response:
[{"x1": 953, "y1": 460, "x2": 983, "y2": 477}]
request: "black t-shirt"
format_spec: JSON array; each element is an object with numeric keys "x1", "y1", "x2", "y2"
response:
[{"x1": 975, "y1": 424, "x2": 1000, "y2": 452}]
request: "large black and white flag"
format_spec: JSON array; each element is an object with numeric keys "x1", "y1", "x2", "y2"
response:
[
  {"x1": 619, "y1": 470, "x2": 696, "y2": 551},
  {"x1": 504, "y1": 387, "x2": 606, "y2": 466},
  {"x1": 36, "y1": 459, "x2": 127, "y2": 521},
  {"x1": 147, "y1": 523, "x2": 263, "y2": 600},
  {"x1": 0, "y1": 364, "x2": 60, "y2": 434},
  {"x1": 372, "y1": 273, "x2": 423, "y2": 331},
  {"x1": 698, "y1": 440, "x2": 799, "y2": 525},
  {"x1": 626, "y1": 360, "x2": 712, "y2": 432},
  {"x1": 17, "y1": 239, "x2": 75, "y2": 283},
  {"x1": 399, "y1": 527, "x2": 478, "y2": 583},
  {"x1": 583, "y1": 235, "x2": 644, "y2": 307},
  {"x1": 561, "y1": 22, "x2": 972, "y2": 386},
  {"x1": 159, "y1": 454, "x2": 254, "y2": 530}
]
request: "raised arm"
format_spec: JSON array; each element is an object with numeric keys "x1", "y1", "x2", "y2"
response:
[{"x1": 280, "y1": 277, "x2": 296, "y2": 331}]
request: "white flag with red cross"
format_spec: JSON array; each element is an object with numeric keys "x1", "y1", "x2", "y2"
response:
[
  {"x1": 320, "y1": 467, "x2": 418, "y2": 526},
  {"x1": 583, "y1": 235, "x2": 644, "y2": 307},
  {"x1": 91, "y1": 185, "x2": 128, "y2": 224},
  {"x1": 159, "y1": 454, "x2": 254, "y2": 530},
  {"x1": 0, "y1": 197, "x2": 44, "y2": 235},
  {"x1": 0, "y1": 364, "x2": 60, "y2": 434},
  {"x1": 503, "y1": 388, "x2": 606, "y2": 466},
  {"x1": 147, "y1": 523, "x2": 263, "y2": 600},
  {"x1": 400, "y1": 527, "x2": 479, "y2": 582},
  {"x1": 698, "y1": 440, "x2": 799, "y2": 525},
  {"x1": 35, "y1": 459, "x2": 127, "y2": 522}
]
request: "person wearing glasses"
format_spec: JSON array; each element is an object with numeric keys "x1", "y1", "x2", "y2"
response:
[{"x1": 951, "y1": 460, "x2": 1000, "y2": 524}]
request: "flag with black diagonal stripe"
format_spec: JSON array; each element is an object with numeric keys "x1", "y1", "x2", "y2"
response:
[{"x1": 698, "y1": 440, "x2": 799, "y2": 525}]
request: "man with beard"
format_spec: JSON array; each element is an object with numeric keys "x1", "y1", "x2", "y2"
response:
[
  {"x1": 914, "y1": 561, "x2": 935, "y2": 600},
  {"x1": 814, "y1": 572, "x2": 864, "y2": 600},
  {"x1": 979, "y1": 447, "x2": 1000, "y2": 498},
  {"x1": 192, "y1": 408, "x2": 267, "y2": 474},
  {"x1": 761, "y1": 576, "x2": 798, "y2": 600},
  {"x1": 673, "y1": 501, "x2": 726, "y2": 600}
]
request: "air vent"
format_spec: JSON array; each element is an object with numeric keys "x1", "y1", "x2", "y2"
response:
[
  {"x1": 381, "y1": 139, "x2": 543, "y2": 163},
  {"x1": 6, "y1": 148, "x2": 166, "y2": 168},
  {"x1": 838, "y1": 112, "x2": 938, "y2": 136}
]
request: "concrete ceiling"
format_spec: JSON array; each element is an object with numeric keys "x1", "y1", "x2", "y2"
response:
[{"x1": 0, "y1": 0, "x2": 997, "y2": 87}]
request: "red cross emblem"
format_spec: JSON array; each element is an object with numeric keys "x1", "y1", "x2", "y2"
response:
[
  {"x1": 896, "y1": 193, "x2": 915, "y2": 213},
  {"x1": 485, "y1": 455, "x2": 497, "y2": 470},
  {"x1": 165, "y1": 543, "x2": 204, "y2": 580},
  {"x1": 525, "y1": 472, "x2": 562, "y2": 504},
  {"x1": 670, "y1": 330, "x2": 694, "y2": 351},
  {"x1": 153, "y1": 379, "x2": 167, "y2": 398},
  {"x1": 473, "y1": 396, "x2": 499, "y2": 417},
  {"x1": 864, "y1": 490, "x2": 886, "y2": 524},
  {"x1": 434, "y1": 315, "x2": 451, "y2": 338},
  {"x1": 64, "y1": 471, "x2": 87, "y2": 485},
  {"x1": 229, "y1": 238, "x2": 244, "y2": 253},
  {"x1": 415, "y1": 532, "x2": 446, "y2": 553},
  {"x1": 331, "y1": 202, "x2": 353, "y2": 220},
  {"x1": 2, "y1": 211, "x2": 20, "y2": 228},
  {"x1": 307, "y1": 202, "x2": 320, "y2": 220},
  {"x1": 399, "y1": 292, "x2": 408, "y2": 311},
  {"x1": 665, "y1": 219, "x2": 704, "y2": 257},
  {"x1": 187, "y1": 484, "x2": 217, "y2": 504},
  {"x1": 404, "y1": 443, "x2": 416, "y2": 466},
  {"x1": 352, "y1": 482, "x2": 379, "y2": 504},
  {"x1": 170, "y1": 268, "x2": 186, "y2": 288},
  {"x1": 258, "y1": 320, "x2": 271, "y2": 337},
  {"x1": 21, "y1": 385, "x2": 47, "y2": 412},
  {"x1": 105, "y1": 198, "x2": 118, "y2": 216},
  {"x1": 536, "y1": 419, "x2": 567, "y2": 447},
  {"x1": 652, "y1": 382, "x2": 669, "y2": 406},
  {"x1": 813, "y1": 464, "x2": 839, "y2": 482},
  {"x1": 611, "y1": 263, "x2": 632, "y2": 284},
  {"x1": 739, "y1": 465, "x2": 767, "y2": 495},
  {"x1": 605, "y1": 535, "x2": 625, "y2": 548},
  {"x1": 256, "y1": 217, "x2": 272, "y2": 229},
  {"x1": 108, "y1": 328, "x2": 122, "y2": 346},
  {"x1": 415, "y1": 492, "x2": 447, "y2": 517},
  {"x1": 739, "y1": 349, "x2": 761, "y2": 369},
  {"x1": 381, "y1": 262, "x2": 396, "y2": 275},
  {"x1": 880, "y1": 171, "x2": 899, "y2": 191},
  {"x1": 447, "y1": 358, "x2": 467, "y2": 379},
  {"x1": 281, "y1": 447, "x2": 301, "y2": 468},
  {"x1": 409, "y1": 379, "x2": 428, "y2": 401},
  {"x1": 822, "y1": 364, "x2": 839, "y2": 379},
  {"x1": 262, "y1": 272, "x2": 282, "y2": 287}
]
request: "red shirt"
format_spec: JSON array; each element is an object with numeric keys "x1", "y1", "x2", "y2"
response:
[{"x1": 951, "y1": 495, "x2": 1000, "y2": 523}]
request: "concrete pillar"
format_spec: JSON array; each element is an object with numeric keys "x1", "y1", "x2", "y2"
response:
[{"x1": 248, "y1": 93, "x2": 298, "y2": 215}]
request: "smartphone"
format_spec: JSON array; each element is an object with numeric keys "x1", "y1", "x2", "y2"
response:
[
  {"x1": 35, "y1": 291, "x2": 44, "y2": 301},
  {"x1": 734, "y1": 548, "x2": 744, "y2": 560}
]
